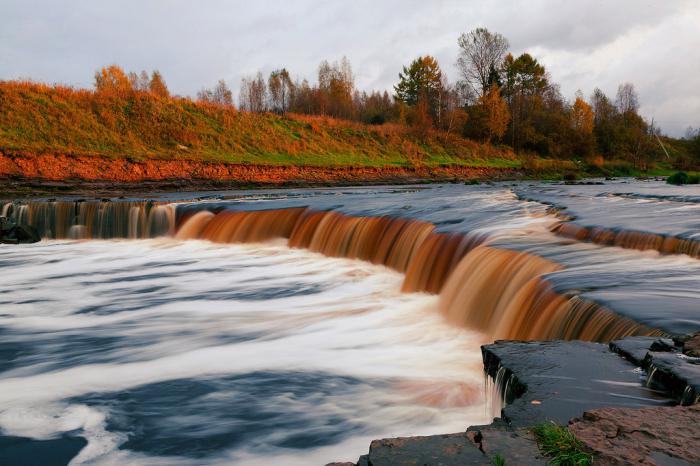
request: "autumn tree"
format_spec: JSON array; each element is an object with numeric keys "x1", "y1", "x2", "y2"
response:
[
  {"x1": 128, "y1": 70, "x2": 150, "y2": 92},
  {"x1": 289, "y1": 78, "x2": 314, "y2": 114},
  {"x1": 480, "y1": 85, "x2": 510, "y2": 142},
  {"x1": 457, "y1": 28, "x2": 510, "y2": 97},
  {"x1": 239, "y1": 72, "x2": 267, "y2": 113},
  {"x1": 148, "y1": 71, "x2": 169, "y2": 98},
  {"x1": 615, "y1": 82, "x2": 639, "y2": 115},
  {"x1": 591, "y1": 88, "x2": 615, "y2": 124},
  {"x1": 198, "y1": 79, "x2": 234, "y2": 106},
  {"x1": 394, "y1": 56, "x2": 445, "y2": 126},
  {"x1": 94, "y1": 65, "x2": 132, "y2": 97},
  {"x1": 268, "y1": 68, "x2": 294, "y2": 113},
  {"x1": 569, "y1": 92, "x2": 595, "y2": 157},
  {"x1": 356, "y1": 90, "x2": 395, "y2": 125},
  {"x1": 571, "y1": 93, "x2": 594, "y2": 134},
  {"x1": 441, "y1": 80, "x2": 469, "y2": 135},
  {"x1": 317, "y1": 57, "x2": 355, "y2": 119},
  {"x1": 500, "y1": 53, "x2": 548, "y2": 152}
]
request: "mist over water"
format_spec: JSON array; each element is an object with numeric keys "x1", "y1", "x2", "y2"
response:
[{"x1": 0, "y1": 239, "x2": 489, "y2": 465}]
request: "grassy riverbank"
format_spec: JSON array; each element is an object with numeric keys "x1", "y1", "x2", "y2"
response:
[{"x1": 0, "y1": 80, "x2": 692, "y2": 185}]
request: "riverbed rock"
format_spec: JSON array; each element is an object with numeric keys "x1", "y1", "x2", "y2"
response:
[
  {"x1": 482, "y1": 340, "x2": 673, "y2": 427},
  {"x1": 569, "y1": 404, "x2": 700, "y2": 465},
  {"x1": 0, "y1": 216, "x2": 40, "y2": 244},
  {"x1": 363, "y1": 432, "x2": 491, "y2": 465},
  {"x1": 683, "y1": 332, "x2": 700, "y2": 357},
  {"x1": 610, "y1": 336, "x2": 675, "y2": 366},
  {"x1": 644, "y1": 351, "x2": 700, "y2": 405},
  {"x1": 466, "y1": 420, "x2": 545, "y2": 465}
]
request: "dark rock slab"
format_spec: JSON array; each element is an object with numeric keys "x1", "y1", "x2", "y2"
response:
[
  {"x1": 0, "y1": 216, "x2": 40, "y2": 244},
  {"x1": 645, "y1": 351, "x2": 700, "y2": 405},
  {"x1": 610, "y1": 336, "x2": 675, "y2": 366},
  {"x1": 467, "y1": 420, "x2": 546, "y2": 465},
  {"x1": 363, "y1": 433, "x2": 490, "y2": 465},
  {"x1": 482, "y1": 340, "x2": 673, "y2": 427},
  {"x1": 610, "y1": 336, "x2": 700, "y2": 405},
  {"x1": 569, "y1": 404, "x2": 700, "y2": 465}
]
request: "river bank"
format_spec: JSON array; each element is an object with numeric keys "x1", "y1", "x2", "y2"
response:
[{"x1": 0, "y1": 150, "x2": 526, "y2": 197}]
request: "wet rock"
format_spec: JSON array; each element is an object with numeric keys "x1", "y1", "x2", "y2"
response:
[
  {"x1": 610, "y1": 336, "x2": 676, "y2": 366},
  {"x1": 325, "y1": 462, "x2": 357, "y2": 466},
  {"x1": 611, "y1": 335, "x2": 700, "y2": 405},
  {"x1": 0, "y1": 216, "x2": 40, "y2": 244},
  {"x1": 482, "y1": 340, "x2": 673, "y2": 427},
  {"x1": 682, "y1": 332, "x2": 700, "y2": 357},
  {"x1": 363, "y1": 432, "x2": 490, "y2": 465},
  {"x1": 644, "y1": 351, "x2": 700, "y2": 405},
  {"x1": 569, "y1": 404, "x2": 700, "y2": 465},
  {"x1": 467, "y1": 420, "x2": 545, "y2": 465}
]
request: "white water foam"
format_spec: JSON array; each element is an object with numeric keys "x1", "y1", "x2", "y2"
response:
[{"x1": 0, "y1": 239, "x2": 490, "y2": 465}]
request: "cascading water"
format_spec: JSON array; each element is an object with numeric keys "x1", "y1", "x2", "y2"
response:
[
  {"x1": 5, "y1": 199, "x2": 664, "y2": 342},
  {"x1": 552, "y1": 222, "x2": 700, "y2": 258},
  {"x1": 3, "y1": 200, "x2": 176, "y2": 239},
  {"x1": 3, "y1": 181, "x2": 699, "y2": 465},
  {"x1": 172, "y1": 206, "x2": 661, "y2": 342}
]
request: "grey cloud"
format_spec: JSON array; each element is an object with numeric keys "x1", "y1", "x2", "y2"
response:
[{"x1": 0, "y1": 0, "x2": 696, "y2": 136}]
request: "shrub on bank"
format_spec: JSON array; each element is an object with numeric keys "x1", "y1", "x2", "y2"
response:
[{"x1": 667, "y1": 171, "x2": 700, "y2": 185}]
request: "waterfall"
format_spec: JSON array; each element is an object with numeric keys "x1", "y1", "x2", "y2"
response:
[
  {"x1": 3, "y1": 201, "x2": 176, "y2": 239},
  {"x1": 552, "y1": 222, "x2": 700, "y2": 258},
  {"x1": 174, "y1": 207, "x2": 662, "y2": 342},
  {"x1": 7, "y1": 200, "x2": 664, "y2": 342}
]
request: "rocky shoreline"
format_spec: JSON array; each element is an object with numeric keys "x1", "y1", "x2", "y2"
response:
[{"x1": 330, "y1": 334, "x2": 700, "y2": 465}]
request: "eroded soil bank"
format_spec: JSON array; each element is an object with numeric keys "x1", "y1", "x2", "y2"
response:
[{"x1": 0, "y1": 151, "x2": 519, "y2": 197}]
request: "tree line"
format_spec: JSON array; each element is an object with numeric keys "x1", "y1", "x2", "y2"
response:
[{"x1": 91, "y1": 28, "x2": 698, "y2": 167}]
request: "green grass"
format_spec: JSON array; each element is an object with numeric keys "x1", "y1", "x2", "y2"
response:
[
  {"x1": 532, "y1": 422, "x2": 593, "y2": 466},
  {"x1": 0, "y1": 80, "x2": 531, "y2": 171}
]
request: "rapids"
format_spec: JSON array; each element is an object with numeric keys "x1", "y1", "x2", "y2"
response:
[
  {"x1": 1, "y1": 179, "x2": 699, "y2": 464},
  {"x1": 0, "y1": 240, "x2": 489, "y2": 465}
]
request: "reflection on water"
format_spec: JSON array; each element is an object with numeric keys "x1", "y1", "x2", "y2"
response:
[{"x1": 0, "y1": 240, "x2": 489, "y2": 465}]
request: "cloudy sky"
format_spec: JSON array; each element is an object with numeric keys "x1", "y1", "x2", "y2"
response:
[{"x1": 1, "y1": 0, "x2": 698, "y2": 136}]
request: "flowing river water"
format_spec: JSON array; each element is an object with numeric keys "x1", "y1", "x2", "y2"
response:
[{"x1": 1, "y1": 179, "x2": 699, "y2": 465}]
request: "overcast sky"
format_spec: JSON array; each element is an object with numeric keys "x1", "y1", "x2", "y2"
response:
[{"x1": 1, "y1": 0, "x2": 698, "y2": 136}]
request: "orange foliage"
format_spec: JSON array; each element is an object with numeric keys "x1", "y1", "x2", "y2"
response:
[
  {"x1": 478, "y1": 85, "x2": 510, "y2": 143},
  {"x1": 572, "y1": 96, "x2": 594, "y2": 135},
  {"x1": 0, "y1": 79, "x2": 513, "y2": 167}
]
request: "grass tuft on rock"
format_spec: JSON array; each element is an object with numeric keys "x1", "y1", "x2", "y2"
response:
[{"x1": 532, "y1": 422, "x2": 593, "y2": 466}]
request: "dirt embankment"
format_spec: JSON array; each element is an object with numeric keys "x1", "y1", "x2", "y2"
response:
[{"x1": 0, "y1": 151, "x2": 518, "y2": 188}]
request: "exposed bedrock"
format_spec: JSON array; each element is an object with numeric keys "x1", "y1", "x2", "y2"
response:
[
  {"x1": 328, "y1": 421, "x2": 545, "y2": 466},
  {"x1": 0, "y1": 216, "x2": 40, "y2": 244},
  {"x1": 0, "y1": 151, "x2": 514, "y2": 184},
  {"x1": 569, "y1": 404, "x2": 700, "y2": 466},
  {"x1": 611, "y1": 334, "x2": 700, "y2": 405},
  {"x1": 482, "y1": 340, "x2": 674, "y2": 427},
  {"x1": 335, "y1": 337, "x2": 698, "y2": 466}
]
